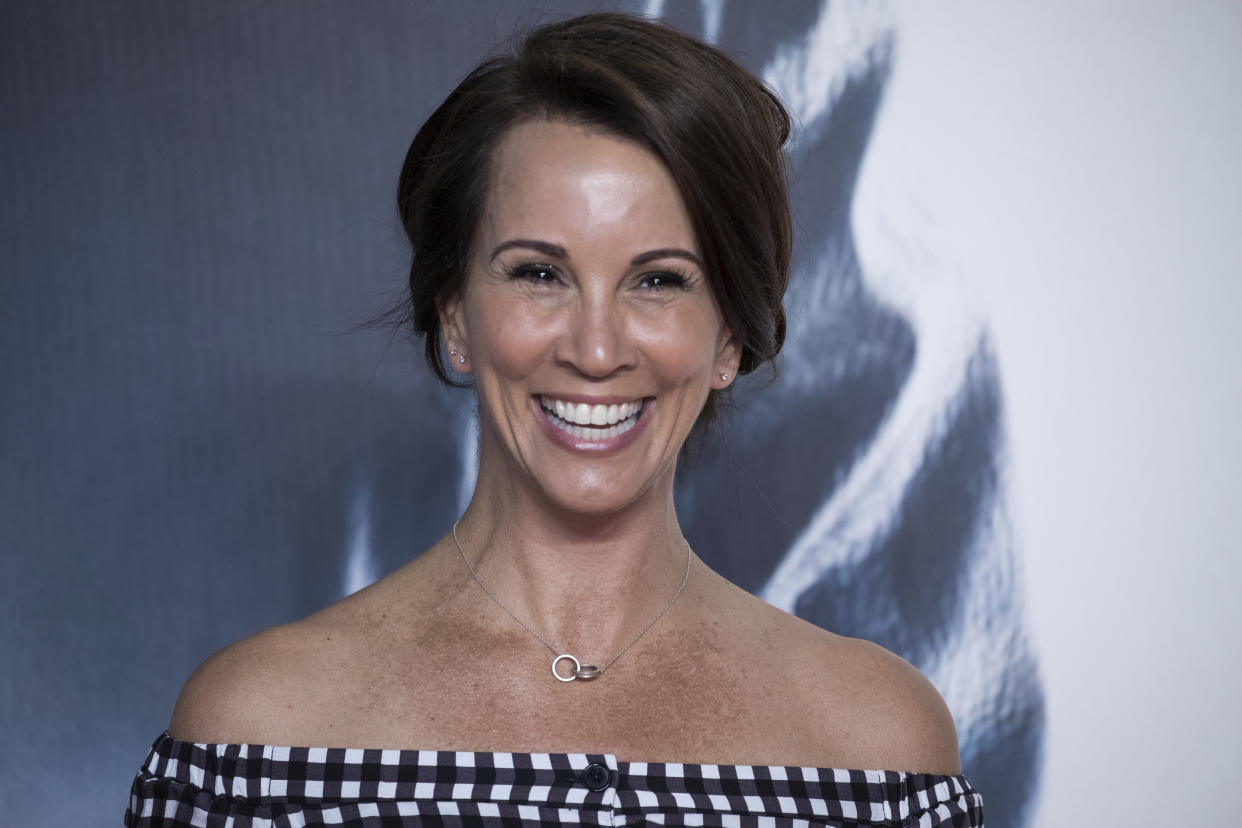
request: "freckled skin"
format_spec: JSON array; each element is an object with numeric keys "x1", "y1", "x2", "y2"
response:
[{"x1": 168, "y1": 121, "x2": 962, "y2": 776}]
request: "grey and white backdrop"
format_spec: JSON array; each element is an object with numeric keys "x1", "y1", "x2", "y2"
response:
[{"x1": 2, "y1": 2, "x2": 1239, "y2": 826}]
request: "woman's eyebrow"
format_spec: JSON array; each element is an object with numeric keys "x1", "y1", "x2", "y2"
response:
[
  {"x1": 489, "y1": 240, "x2": 703, "y2": 270},
  {"x1": 490, "y1": 239, "x2": 567, "y2": 262},
  {"x1": 630, "y1": 248, "x2": 703, "y2": 269}
]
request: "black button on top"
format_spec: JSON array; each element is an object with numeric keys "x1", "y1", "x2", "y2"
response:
[{"x1": 581, "y1": 763, "x2": 611, "y2": 791}]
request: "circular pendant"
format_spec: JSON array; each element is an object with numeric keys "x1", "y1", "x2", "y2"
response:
[
  {"x1": 552, "y1": 654, "x2": 602, "y2": 682},
  {"x1": 552, "y1": 653, "x2": 581, "y2": 682}
]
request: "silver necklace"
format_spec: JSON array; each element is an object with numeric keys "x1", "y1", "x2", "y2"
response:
[{"x1": 451, "y1": 521, "x2": 692, "y2": 682}]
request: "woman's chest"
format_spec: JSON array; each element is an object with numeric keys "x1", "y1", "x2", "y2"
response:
[{"x1": 299, "y1": 624, "x2": 819, "y2": 765}]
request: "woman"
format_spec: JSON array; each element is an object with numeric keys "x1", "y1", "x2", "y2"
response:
[{"x1": 128, "y1": 13, "x2": 982, "y2": 826}]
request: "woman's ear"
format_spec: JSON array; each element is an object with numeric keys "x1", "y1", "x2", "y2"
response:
[
  {"x1": 712, "y1": 328, "x2": 742, "y2": 389},
  {"x1": 438, "y1": 290, "x2": 471, "y2": 374}
]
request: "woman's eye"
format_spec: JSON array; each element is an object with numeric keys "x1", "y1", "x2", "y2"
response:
[
  {"x1": 509, "y1": 264, "x2": 559, "y2": 283},
  {"x1": 640, "y1": 271, "x2": 688, "y2": 290}
]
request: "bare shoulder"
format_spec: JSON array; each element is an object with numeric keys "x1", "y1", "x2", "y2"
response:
[
  {"x1": 811, "y1": 632, "x2": 962, "y2": 775},
  {"x1": 715, "y1": 585, "x2": 961, "y2": 774},
  {"x1": 167, "y1": 549, "x2": 456, "y2": 745},
  {"x1": 167, "y1": 619, "x2": 332, "y2": 745},
  {"x1": 167, "y1": 545, "x2": 473, "y2": 747}
]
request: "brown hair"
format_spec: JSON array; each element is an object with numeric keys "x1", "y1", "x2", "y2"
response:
[{"x1": 396, "y1": 12, "x2": 791, "y2": 425}]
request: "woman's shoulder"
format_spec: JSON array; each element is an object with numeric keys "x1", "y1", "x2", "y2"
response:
[
  {"x1": 168, "y1": 550, "x2": 453, "y2": 745},
  {"x1": 710, "y1": 580, "x2": 962, "y2": 775},
  {"x1": 810, "y1": 632, "x2": 962, "y2": 775},
  {"x1": 167, "y1": 618, "x2": 330, "y2": 745},
  {"x1": 167, "y1": 572, "x2": 408, "y2": 745}
]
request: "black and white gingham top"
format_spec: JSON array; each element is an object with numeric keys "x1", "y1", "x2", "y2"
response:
[{"x1": 126, "y1": 732, "x2": 983, "y2": 826}]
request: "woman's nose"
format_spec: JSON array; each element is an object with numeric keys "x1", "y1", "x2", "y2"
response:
[{"x1": 556, "y1": 296, "x2": 637, "y2": 379}]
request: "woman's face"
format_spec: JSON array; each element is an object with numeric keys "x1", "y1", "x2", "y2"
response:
[{"x1": 442, "y1": 119, "x2": 739, "y2": 516}]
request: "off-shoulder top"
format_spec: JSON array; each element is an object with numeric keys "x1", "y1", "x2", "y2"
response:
[{"x1": 125, "y1": 732, "x2": 982, "y2": 826}]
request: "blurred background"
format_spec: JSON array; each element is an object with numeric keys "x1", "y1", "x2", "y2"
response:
[{"x1": 2, "y1": 1, "x2": 1239, "y2": 825}]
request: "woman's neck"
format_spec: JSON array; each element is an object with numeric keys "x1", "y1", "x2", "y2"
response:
[{"x1": 450, "y1": 462, "x2": 691, "y2": 663}]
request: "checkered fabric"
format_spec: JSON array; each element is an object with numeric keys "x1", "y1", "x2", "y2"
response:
[{"x1": 126, "y1": 732, "x2": 983, "y2": 826}]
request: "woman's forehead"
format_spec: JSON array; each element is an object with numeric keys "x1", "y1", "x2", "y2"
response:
[{"x1": 480, "y1": 120, "x2": 698, "y2": 256}]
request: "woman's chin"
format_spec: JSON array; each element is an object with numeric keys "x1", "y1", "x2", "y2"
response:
[
  {"x1": 526, "y1": 468, "x2": 657, "y2": 519},
  {"x1": 543, "y1": 485, "x2": 641, "y2": 518}
]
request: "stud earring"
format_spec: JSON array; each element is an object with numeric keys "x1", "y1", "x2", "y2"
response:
[
  {"x1": 458, "y1": 354, "x2": 467, "y2": 365},
  {"x1": 720, "y1": 372, "x2": 730, "y2": 382},
  {"x1": 448, "y1": 346, "x2": 457, "y2": 356}
]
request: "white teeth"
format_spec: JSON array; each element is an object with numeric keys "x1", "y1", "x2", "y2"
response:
[
  {"x1": 541, "y1": 396, "x2": 643, "y2": 426},
  {"x1": 540, "y1": 395, "x2": 644, "y2": 440}
]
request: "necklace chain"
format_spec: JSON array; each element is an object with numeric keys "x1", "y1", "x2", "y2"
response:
[{"x1": 451, "y1": 520, "x2": 692, "y2": 681}]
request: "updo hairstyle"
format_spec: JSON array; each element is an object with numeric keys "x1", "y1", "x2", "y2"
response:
[{"x1": 396, "y1": 12, "x2": 791, "y2": 424}]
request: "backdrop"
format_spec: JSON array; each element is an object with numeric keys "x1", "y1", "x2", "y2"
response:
[{"x1": 4, "y1": 2, "x2": 1238, "y2": 826}]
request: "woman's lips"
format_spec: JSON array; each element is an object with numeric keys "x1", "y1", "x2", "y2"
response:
[{"x1": 534, "y1": 395, "x2": 650, "y2": 452}]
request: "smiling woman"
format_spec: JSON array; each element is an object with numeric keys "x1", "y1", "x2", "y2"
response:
[
  {"x1": 126, "y1": 13, "x2": 982, "y2": 827},
  {"x1": 445, "y1": 121, "x2": 737, "y2": 517}
]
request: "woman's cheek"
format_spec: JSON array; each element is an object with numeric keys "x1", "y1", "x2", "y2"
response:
[
  {"x1": 635, "y1": 307, "x2": 722, "y2": 377},
  {"x1": 471, "y1": 295, "x2": 554, "y2": 373}
]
